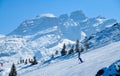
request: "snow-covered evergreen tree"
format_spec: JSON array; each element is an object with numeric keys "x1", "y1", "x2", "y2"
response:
[
  {"x1": 25, "y1": 59, "x2": 28, "y2": 65},
  {"x1": 68, "y1": 45, "x2": 74, "y2": 54},
  {"x1": 31, "y1": 56, "x2": 38, "y2": 65},
  {"x1": 55, "y1": 50, "x2": 59, "y2": 55},
  {"x1": 9, "y1": 63, "x2": 17, "y2": 76},
  {"x1": 51, "y1": 54, "x2": 54, "y2": 59},
  {"x1": 75, "y1": 40, "x2": 80, "y2": 52},
  {"x1": 61, "y1": 43, "x2": 67, "y2": 56}
]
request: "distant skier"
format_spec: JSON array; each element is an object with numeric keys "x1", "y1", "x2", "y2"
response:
[{"x1": 78, "y1": 51, "x2": 83, "y2": 63}]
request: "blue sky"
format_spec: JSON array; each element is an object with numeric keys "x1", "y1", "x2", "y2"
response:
[{"x1": 0, "y1": 0, "x2": 119, "y2": 35}]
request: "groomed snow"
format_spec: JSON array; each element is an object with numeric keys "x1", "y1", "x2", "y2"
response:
[{"x1": 16, "y1": 41, "x2": 120, "y2": 76}]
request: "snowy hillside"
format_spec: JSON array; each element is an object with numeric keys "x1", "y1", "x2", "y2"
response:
[
  {"x1": 0, "y1": 10, "x2": 120, "y2": 76},
  {"x1": 84, "y1": 23, "x2": 120, "y2": 49},
  {"x1": 1, "y1": 41, "x2": 119, "y2": 76},
  {"x1": 0, "y1": 10, "x2": 119, "y2": 76},
  {"x1": 0, "y1": 36, "x2": 34, "y2": 62}
]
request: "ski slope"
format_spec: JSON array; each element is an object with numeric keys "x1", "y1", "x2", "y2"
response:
[{"x1": 16, "y1": 41, "x2": 120, "y2": 76}]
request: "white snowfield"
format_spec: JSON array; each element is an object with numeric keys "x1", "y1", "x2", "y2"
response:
[{"x1": 16, "y1": 41, "x2": 120, "y2": 76}]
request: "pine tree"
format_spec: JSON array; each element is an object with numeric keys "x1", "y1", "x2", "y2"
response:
[
  {"x1": 75, "y1": 40, "x2": 80, "y2": 52},
  {"x1": 55, "y1": 50, "x2": 58, "y2": 55},
  {"x1": 28, "y1": 58, "x2": 31, "y2": 63},
  {"x1": 51, "y1": 54, "x2": 54, "y2": 59},
  {"x1": 63, "y1": 43, "x2": 66, "y2": 50},
  {"x1": 20, "y1": 57, "x2": 22, "y2": 64},
  {"x1": 31, "y1": 56, "x2": 38, "y2": 65},
  {"x1": 68, "y1": 45, "x2": 74, "y2": 54},
  {"x1": 9, "y1": 63, "x2": 17, "y2": 76},
  {"x1": 25, "y1": 59, "x2": 27, "y2": 65},
  {"x1": 61, "y1": 43, "x2": 67, "y2": 56}
]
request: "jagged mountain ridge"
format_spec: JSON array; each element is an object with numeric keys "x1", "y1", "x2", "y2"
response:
[
  {"x1": 8, "y1": 10, "x2": 116, "y2": 40},
  {"x1": 0, "y1": 10, "x2": 118, "y2": 62}
]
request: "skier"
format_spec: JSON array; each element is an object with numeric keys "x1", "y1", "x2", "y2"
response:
[{"x1": 78, "y1": 51, "x2": 83, "y2": 63}]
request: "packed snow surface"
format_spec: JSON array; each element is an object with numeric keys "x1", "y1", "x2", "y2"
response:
[{"x1": 0, "y1": 41, "x2": 118, "y2": 76}]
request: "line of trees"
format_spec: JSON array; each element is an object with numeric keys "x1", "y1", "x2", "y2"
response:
[
  {"x1": 18, "y1": 56, "x2": 38, "y2": 65},
  {"x1": 60, "y1": 40, "x2": 89, "y2": 56},
  {"x1": 51, "y1": 39, "x2": 89, "y2": 58},
  {"x1": 9, "y1": 56, "x2": 38, "y2": 76},
  {"x1": 8, "y1": 39, "x2": 89, "y2": 76}
]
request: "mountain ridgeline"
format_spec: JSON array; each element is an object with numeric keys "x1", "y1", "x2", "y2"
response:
[
  {"x1": 0, "y1": 10, "x2": 119, "y2": 62},
  {"x1": 8, "y1": 10, "x2": 116, "y2": 40}
]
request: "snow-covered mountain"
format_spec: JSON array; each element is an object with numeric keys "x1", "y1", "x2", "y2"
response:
[
  {"x1": 84, "y1": 23, "x2": 120, "y2": 49},
  {"x1": 0, "y1": 10, "x2": 118, "y2": 63},
  {"x1": 0, "y1": 10, "x2": 120, "y2": 76},
  {"x1": 8, "y1": 10, "x2": 116, "y2": 40}
]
